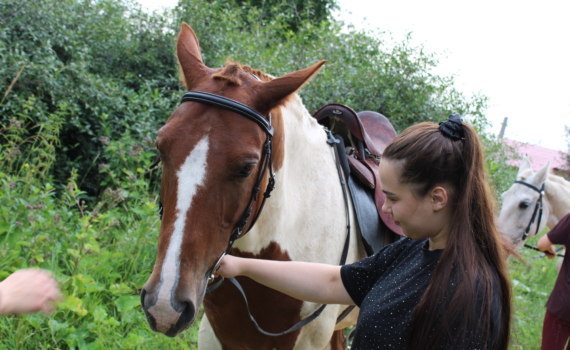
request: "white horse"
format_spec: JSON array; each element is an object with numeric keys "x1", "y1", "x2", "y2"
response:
[{"x1": 498, "y1": 157, "x2": 570, "y2": 264}]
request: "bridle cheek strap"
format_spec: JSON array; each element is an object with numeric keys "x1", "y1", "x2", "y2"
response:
[
  {"x1": 179, "y1": 91, "x2": 276, "y2": 284},
  {"x1": 514, "y1": 181, "x2": 545, "y2": 241}
]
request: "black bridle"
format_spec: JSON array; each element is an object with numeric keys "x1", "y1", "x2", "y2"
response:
[
  {"x1": 178, "y1": 91, "x2": 277, "y2": 284},
  {"x1": 155, "y1": 89, "x2": 353, "y2": 337},
  {"x1": 513, "y1": 181, "x2": 564, "y2": 258},
  {"x1": 513, "y1": 180, "x2": 545, "y2": 243}
]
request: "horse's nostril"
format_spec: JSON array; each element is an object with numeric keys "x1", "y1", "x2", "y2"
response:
[
  {"x1": 178, "y1": 302, "x2": 195, "y2": 326},
  {"x1": 140, "y1": 288, "x2": 147, "y2": 308},
  {"x1": 165, "y1": 302, "x2": 196, "y2": 337}
]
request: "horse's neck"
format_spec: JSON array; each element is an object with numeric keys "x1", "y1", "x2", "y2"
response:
[
  {"x1": 546, "y1": 175, "x2": 570, "y2": 226},
  {"x1": 234, "y1": 95, "x2": 354, "y2": 263}
]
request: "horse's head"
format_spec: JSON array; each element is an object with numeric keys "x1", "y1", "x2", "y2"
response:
[
  {"x1": 498, "y1": 157, "x2": 551, "y2": 247},
  {"x1": 140, "y1": 22, "x2": 324, "y2": 337}
]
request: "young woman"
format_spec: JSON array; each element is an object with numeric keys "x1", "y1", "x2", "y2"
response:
[{"x1": 217, "y1": 114, "x2": 512, "y2": 349}]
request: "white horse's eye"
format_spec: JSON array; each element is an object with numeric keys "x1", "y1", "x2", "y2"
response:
[{"x1": 519, "y1": 200, "x2": 530, "y2": 209}]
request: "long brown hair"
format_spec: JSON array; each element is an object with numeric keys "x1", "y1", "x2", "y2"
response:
[{"x1": 383, "y1": 120, "x2": 511, "y2": 349}]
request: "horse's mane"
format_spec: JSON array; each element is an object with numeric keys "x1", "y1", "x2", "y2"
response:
[
  {"x1": 211, "y1": 61, "x2": 274, "y2": 87},
  {"x1": 519, "y1": 167, "x2": 570, "y2": 188},
  {"x1": 179, "y1": 60, "x2": 274, "y2": 89},
  {"x1": 548, "y1": 172, "x2": 570, "y2": 186}
]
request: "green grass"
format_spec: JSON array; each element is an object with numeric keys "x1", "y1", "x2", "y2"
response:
[{"x1": 509, "y1": 234, "x2": 560, "y2": 350}]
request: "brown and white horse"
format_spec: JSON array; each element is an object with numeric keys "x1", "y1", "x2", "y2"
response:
[{"x1": 141, "y1": 23, "x2": 366, "y2": 349}]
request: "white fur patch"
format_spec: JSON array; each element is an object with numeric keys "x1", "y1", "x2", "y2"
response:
[{"x1": 155, "y1": 136, "x2": 209, "y2": 312}]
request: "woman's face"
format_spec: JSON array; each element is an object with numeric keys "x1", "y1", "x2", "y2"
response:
[{"x1": 379, "y1": 159, "x2": 451, "y2": 247}]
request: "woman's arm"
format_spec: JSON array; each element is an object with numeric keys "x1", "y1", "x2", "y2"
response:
[
  {"x1": 537, "y1": 234, "x2": 557, "y2": 259},
  {"x1": 216, "y1": 255, "x2": 354, "y2": 305}
]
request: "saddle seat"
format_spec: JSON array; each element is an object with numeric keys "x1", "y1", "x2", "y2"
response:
[{"x1": 313, "y1": 104, "x2": 404, "y2": 237}]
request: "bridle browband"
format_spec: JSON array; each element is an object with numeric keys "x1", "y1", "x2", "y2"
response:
[
  {"x1": 181, "y1": 91, "x2": 274, "y2": 136},
  {"x1": 513, "y1": 180, "x2": 565, "y2": 258},
  {"x1": 513, "y1": 180, "x2": 545, "y2": 242},
  {"x1": 179, "y1": 91, "x2": 276, "y2": 285}
]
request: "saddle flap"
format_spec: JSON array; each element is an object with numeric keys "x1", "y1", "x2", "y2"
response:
[{"x1": 347, "y1": 156, "x2": 375, "y2": 189}]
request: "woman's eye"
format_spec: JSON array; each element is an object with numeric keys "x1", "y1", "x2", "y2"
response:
[{"x1": 237, "y1": 164, "x2": 255, "y2": 178}]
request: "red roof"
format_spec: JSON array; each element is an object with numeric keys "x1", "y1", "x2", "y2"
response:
[{"x1": 504, "y1": 139, "x2": 569, "y2": 171}]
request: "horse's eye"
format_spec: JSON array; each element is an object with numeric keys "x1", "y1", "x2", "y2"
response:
[
  {"x1": 519, "y1": 200, "x2": 530, "y2": 209},
  {"x1": 237, "y1": 164, "x2": 256, "y2": 178}
]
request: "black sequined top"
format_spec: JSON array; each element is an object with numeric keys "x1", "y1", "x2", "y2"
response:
[{"x1": 341, "y1": 237, "x2": 442, "y2": 349}]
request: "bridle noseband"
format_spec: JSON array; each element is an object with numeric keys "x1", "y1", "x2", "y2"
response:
[
  {"x1": 179, "y1": 90, "x2": 276, "y2": 286},
  {"x1": 513, "y1": 180, "x2": 545, "y2": 242}
]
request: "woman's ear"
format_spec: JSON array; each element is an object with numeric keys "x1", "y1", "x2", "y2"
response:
[{"x1": 430, "y1": 186, "x2": 448, "y2": 211}]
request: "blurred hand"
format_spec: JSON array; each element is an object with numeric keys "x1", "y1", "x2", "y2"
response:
[
  {"x1": 0, "y1": 269, "x2": 62, "y2": 315},
  {"x1": 545, "y1": 245, "x2": 557, "y2": 260},
  {"x1": 215, "y1": 255, "x2": 243, "y2": 279}
]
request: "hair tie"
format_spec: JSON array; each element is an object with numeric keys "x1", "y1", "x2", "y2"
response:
[{"x1": 439, "y1": 114, "x2": 464, "y2": 141}]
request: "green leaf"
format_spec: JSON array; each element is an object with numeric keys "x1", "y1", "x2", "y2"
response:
[
  {"x1": 59, "y1": 295, "x2": 88, "y2": 317},
  {"x1": 115, "y1": 295, "x2": 140, "y2": 313},
  {"x1": 49, "y1": 319, "x2": 69, "y2": 333}
]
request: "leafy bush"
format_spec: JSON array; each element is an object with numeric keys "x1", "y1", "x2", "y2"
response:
[
  {"x1": 0, "y1": 114, "x2": 198, "y2": 349},
  {"x1": 1, "y1": 0, "x2": 179, "y2": 195}
]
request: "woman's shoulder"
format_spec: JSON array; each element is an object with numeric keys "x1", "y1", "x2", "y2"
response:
[{"x1": 373, "y1": 237, "x2": 430, "y2": 261}]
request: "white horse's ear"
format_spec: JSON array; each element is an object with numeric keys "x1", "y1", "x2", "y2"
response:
[
  {"x1": 532, "y1": 161, "x2": 550, "y2": 185},
  {"x1": 517, "y1": 157, "x2": 532, "y2": 179}
]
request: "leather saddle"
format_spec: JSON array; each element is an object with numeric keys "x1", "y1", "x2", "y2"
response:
[{"x1": 313, "y1": 104, "x2": 404, "y2": 252}]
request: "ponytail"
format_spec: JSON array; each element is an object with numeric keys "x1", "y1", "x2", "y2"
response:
[{"x1": 383, "y1": 117, "x2": 511, "y2": 349}]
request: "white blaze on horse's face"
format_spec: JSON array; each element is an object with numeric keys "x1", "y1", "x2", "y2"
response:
[
  {"x1": 498, "y1": 157, "x2": 550, "y2": 246},
  {"x1": 146, "y1": 136, "x2": 209, "y2": 333}
]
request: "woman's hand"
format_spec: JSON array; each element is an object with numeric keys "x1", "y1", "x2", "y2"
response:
[
  {"x1": 0, "y1": 268, "x2": 62, "y2": 315},
  {"x1": 215, "y1": 255, "x2": 244, "y2": 278}
]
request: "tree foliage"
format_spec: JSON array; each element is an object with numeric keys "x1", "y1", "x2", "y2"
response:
[
  {"x1": 1, "y1": 0, "x2": 177, "y2": 195},
  {"x1": 1, "y1": 0, "x2": 512, "y2": 194}
]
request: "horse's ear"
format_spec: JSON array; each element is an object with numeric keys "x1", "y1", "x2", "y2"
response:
[
  {"x1": 177, "y1": 22, "x2": 210, "y2": 90},
  {"x1": 516, "y1": 157, "x2": 532, "y2": 179},
  {"x1": 257, "y1": 60, "x2": 326, "y2": 112},
  {"x1": 533, "y1": 161, "x2": 550, "y2": 185}
]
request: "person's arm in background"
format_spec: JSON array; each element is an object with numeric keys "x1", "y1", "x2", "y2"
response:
[
  {"x1": 0, "y1": 269, "x2": 62, "y2": 315},
  {"x1": 216, "y1": 255, "x2": 354, "y2": 305},
  {"x1": 538, "y1": 234, "x2": 558, "y2": 260},
  {"x1": 538, "y1": 213, "x2": 570, "y2": 260}
]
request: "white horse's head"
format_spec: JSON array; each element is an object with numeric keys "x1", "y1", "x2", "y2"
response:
[{"x1": 498, "y1": 157, "x2": 551, "y2": 247}]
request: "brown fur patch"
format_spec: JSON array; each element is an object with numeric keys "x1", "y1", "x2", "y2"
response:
[
  {"x1": 204, "y1": 241, "x2": 303, "y2": 349},
  {"x1": 269, "y1": 106, "x2": 285, "y2": 172},
  {"x1": 241, "y1": 65, "x2": 274, "y2": 82},
  {"x1": 330, "y1": 330, "x2": 347, "y2": 350},
  {"x1": 212, "y1": 61, "x2": 244, "y2": 87}
]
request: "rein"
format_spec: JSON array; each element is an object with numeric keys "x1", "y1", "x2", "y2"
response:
[{"x1": 513, "y1": 181, "x2": 564, "y2": 258}]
